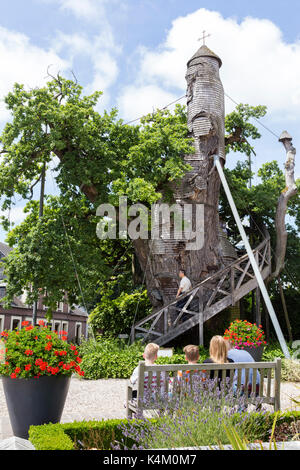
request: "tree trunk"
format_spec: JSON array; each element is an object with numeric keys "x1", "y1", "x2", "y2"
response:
[
  {"x1": 271, "y1": 131, "x2": 297, "y2": 280},
  {"x1": 132, "y1": 46, "x2": 227, "y2": 308}
]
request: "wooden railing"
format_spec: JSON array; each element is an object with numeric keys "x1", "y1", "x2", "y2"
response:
[{"x1": 131, "y1": 237, "x2": 271, "y2": 346}]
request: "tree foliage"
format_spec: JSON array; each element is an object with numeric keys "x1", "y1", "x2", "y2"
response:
[
  {"x1": 0, "y1": 76, "x2": 299, "y2": 336},
  {"x1": 0, "y1": 77, "x2": 193, "y2": 311}
]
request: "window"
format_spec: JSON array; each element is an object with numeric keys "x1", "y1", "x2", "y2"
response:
[
  {"x1": 0, "y1": 286, "x2": 6, "y2": 299},
  {"x1": 61, "y1": 321, "x2": 68, "y2": 333},
  {"x1": 57, "y1": 302, "x2": 64, "y2": 312},
  {"x1": 0, "y1": 315, "x2": 4, "y2": 332},
  {"x1": 10, "y1": 316, "x2": 21, "y2": 331},
  {"x1": 52, "y1": 320, "x2": 61, "y2": 333},
  {"x1": 75, "y1": 323, "x2": 82, "y2": 344}
]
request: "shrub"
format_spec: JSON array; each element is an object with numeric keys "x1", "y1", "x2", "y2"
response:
[
  {"x1": 29, "y1": 423, "x2": 74, "y2": 450},
  {"x1": 29, "y1": 418, "x2": 156, "y2": 450},
  {"x1": 79, "y1": 337, "x2": 144, "y2": 379},
  {"x1": 28, "y1": 412, "x2": 300, "y2": 450},
  {"x1": 156, "y1": 352, "x2": 207, "y2": 366},
  {"x1": 262, "y1": 343, "x2": 291, "y2": 361},
  {"x1": 281, "y1": 359, "x2": 300, "y2": 382},
  {"x1": 88, "y1": 280, "x2": 152, "y2": 337}
]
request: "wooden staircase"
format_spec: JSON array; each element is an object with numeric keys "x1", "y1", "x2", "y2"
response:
[{"x1": 131, "y1": 237, "x2": 271, "y2": 346}]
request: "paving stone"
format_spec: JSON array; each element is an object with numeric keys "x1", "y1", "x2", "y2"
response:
[{"x1": 0, "y1": 436, "x2": 35, "y2": 450}]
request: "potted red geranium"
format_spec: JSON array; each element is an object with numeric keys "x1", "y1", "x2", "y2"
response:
[
  {"x1": 0, "y1": 320, "x2": 84, "y2": 439},
  {"x1": 224, "y1": 319, "x2": 267, "y2": 361}
]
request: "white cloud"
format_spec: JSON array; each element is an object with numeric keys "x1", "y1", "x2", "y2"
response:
[
  {"x1": 52, "y1": 32, "x2": 120, "y2": 110},
  {"x1": 117, "y1": 8, "x2": 300, "y2": 122},
  {"x1": 0, "y1": 26, "x2": 69, "y2": 123},
  {"x1": 44, "y1": 0, "x2": 107, "y2": 21},
  {"x1": 118, "y1": 85, "x2": 177, "y2": 123}
]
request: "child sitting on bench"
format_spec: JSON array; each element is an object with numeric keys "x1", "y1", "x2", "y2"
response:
[{"x1": 130, "y1": 343, "x2": 163, "y2": 399}]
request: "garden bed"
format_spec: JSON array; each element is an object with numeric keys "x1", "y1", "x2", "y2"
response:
[{"x1": 28, "y1": 411, "x2": 300, "y2": 450}]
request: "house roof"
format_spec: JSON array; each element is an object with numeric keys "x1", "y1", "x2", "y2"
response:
[
  {"x1": 70, "y1": 306, "x2": 88, "y2": 318},
  {"x1": 0, "y1": 242, "x2": 12, "y2": 258}
]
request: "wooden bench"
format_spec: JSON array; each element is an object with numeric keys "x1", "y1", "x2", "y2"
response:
[{"x1": 126, "y1": 358, "x2": 281, "y2": 418}]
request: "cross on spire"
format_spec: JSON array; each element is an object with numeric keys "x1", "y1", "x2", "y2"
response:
[{"x1": 198, "y1": 30, "x2": 211, "y2": 46}]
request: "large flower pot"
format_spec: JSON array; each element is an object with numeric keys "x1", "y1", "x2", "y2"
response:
[
  {"x1": 2, "y1": 375, "x2": 71, "y2": 439},
  {"x1": 243, "y1": 345, "x2": 264, "y2": 362}
]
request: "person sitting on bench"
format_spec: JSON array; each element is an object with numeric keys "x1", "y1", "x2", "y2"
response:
[
  {"x1": 203, "y1": 336, "x2": 234, "y2": 386},
  {"x1": 176, "y1": 345, "x2": 205, "y2": 388},
  {"x1": 226, "y1": 339, "x2": 260, "y2": 397},
  {"x1": 130, "y1": 343, "x2": 164, "y2": 399}
]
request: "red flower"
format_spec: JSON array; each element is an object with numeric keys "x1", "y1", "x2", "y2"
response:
[
  {"x1": 10, "y1": 373, "x2": 17, "y2": 379},
  {"x1": 46, "y1": 335, "x2": 52, "y2": 340},
  {"x1": 76, "y1": 357, "x2": 82, "y2": 364},
  {"x1": 59, "y1": 331, "x2": 68, "y2": 336},
  {"x1": 25, "y1": 326, "x2": 33, "y2": 331},
  {"x1": 15, "y1": 367, "x2": 21, "y2": 374},
  {"x1": 1, "y1": 331, "x2": 8, "y2": 338},
  {"x1": 45, "y1": 342, "x2": 52, "y2": 351},
  {"x1": 70, "y1": 345, "x2": 77, "y2": 351},
  {"x1": 61, "y1": 336, "x2": 67, "y2": 341},
  {"x1": 22, "y1": 321, "x2": 29, "y2": 326},
  {"x1": 25, "y1": 349, "x2": 33, "y2": 356},
  {"x1": 63, "y1": 364, "x2": 71, "y2": 371},
  {"x1": 79, "y1": 371, "x2": 84, "y2": 377},
  {"x1": 38, "y1": 320, "x2": 45, "y2": 326},
  {"x1": 25, "y1": 364, "x2": 32, "y2": 371}
]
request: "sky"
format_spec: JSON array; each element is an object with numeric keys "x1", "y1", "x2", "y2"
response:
[{"x1": 0, "y1": 0, "x2": 300, "y2": 241}]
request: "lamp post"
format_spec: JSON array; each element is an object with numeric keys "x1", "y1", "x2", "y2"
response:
[{"x1": 32, "y1": 161, "x2": 46, "y2": 326}]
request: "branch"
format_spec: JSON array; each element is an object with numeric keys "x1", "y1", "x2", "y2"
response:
[
  {"x1": 225, "y1": 127, "x2": 246, "y2": 147},
  {"x1": 270, "y1": 131, "x2": 298, "y2": 280}
]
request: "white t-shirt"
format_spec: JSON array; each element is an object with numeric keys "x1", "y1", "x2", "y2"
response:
[
  {"x1": 130, "y1": 366, "x2": 165, "y2": 393},
  {"x1": 179, "y1": 276, "x2": 192, "y2": 293}
]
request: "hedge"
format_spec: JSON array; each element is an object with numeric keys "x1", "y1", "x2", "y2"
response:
[
  {"x1": 29, "y1": 418, "x2": 157, "y2": 450},
  {"x1": 28, "y1": 411, "x2": 300, "y2": 450}
]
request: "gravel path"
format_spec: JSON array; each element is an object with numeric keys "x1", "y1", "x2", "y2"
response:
[{"x1": 0, "y1": 377, "x2": 299, "y2": 440}]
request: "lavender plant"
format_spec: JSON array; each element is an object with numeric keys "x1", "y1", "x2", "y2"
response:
[{"x1": 114, "y1": 376, "x2": 267, "y2": 449}]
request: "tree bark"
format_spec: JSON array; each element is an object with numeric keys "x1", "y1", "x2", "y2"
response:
[
  {"x1": 278, "y1": 275, "x2": 293, "y2": 342},
  {"x1": 271, "y1": 131, "x2": 297, "y2": 280},
  {"x1": 132, "y1": 46, "x2": 227, "y2": 308}
]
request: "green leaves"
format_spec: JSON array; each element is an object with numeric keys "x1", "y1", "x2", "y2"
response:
[
  {"x1": 225, "y1": 104, "x2": 267, "y2": 157},
  {"x1": 0, "y1": 76, "x2": 195, "y2": 309}
]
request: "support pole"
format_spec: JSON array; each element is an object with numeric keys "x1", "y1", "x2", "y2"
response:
[
  {"x1": 278, "y1": 276, "x2": 293, "y2": 343},
  {"x1": 255, "y1": 287, "x2": 261, "y2": 327},
  {"x1": 198, "y1": 287, "x2": 204, "y2": 346},
  {"x1": 214, "y1": 155, "x2": 290, "y2": 359}
]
